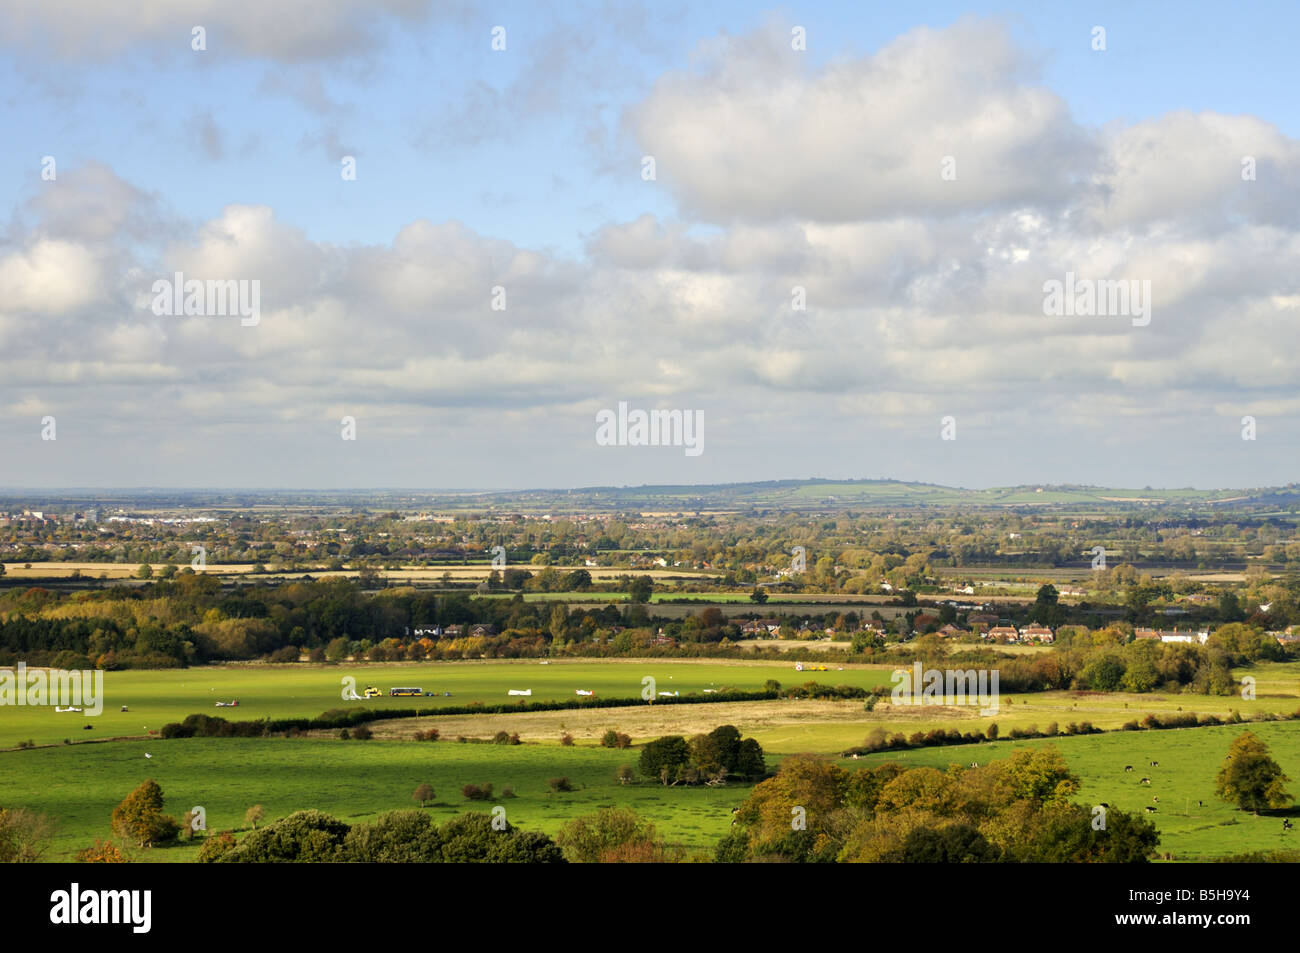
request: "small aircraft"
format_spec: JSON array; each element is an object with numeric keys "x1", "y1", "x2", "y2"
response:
[
  {"x1": 55, "y1": 706, "x2": 83, "y2": 713},
  {"x1": 508, "y1": 689, "x2": 532, "y2": 696},
  {"x1": 575, "y1": 689, "x2": 594, "y2": 696},
  {"x1": 214, "y1": 699, "x2": 240, "y2": 707}
]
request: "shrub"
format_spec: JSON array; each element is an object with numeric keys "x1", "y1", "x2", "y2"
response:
[
  {"x1": 548, "y1": 777, "x2": 574, "y2": 793},
  {"x1": 352, "y1": 725, "x2": 372, "y2": 740},
  {"x1": 462, "y1": 783, "x2": 494, "y2": 801},
  {"x1": 560, "y1": 733, "x2": 574, "y2": 746},
  {"x1": 76, "y1": 839, "x2": 127, "y2": 863},
  {"x1": 216, "y1": 811, "x2": 349, "y2": 862},
  {"x1": 601, "y1": 729, "x2": 631, "y2": 749},
  {"x1": 195, "y1": 831, "x2": 236, "y2": 863}
]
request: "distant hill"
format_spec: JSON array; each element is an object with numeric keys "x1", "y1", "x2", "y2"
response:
[
  {"x1": 457, "y1": 479, "x2": 1300, "y2": 512},
  {"x1": 4, "y1": 479, "x2": 1300, "y2": 513}
]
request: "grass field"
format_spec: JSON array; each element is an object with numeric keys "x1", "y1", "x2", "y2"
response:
[
  {"x1": 4, "y1": 657, "x2": 1297, "y2": 863},
  {"x1": 0, "y1": 659, "x2": 895, "y2": 748},
  {"x1": 853, "y1": 722, "x2": 1300, "y2": 861},
  {"x1": 2, "y1": 737, "x2": 744, "y2": 861},
  {"x1": 6, "y1": 720, "x2": 1295, "y2": 863}
]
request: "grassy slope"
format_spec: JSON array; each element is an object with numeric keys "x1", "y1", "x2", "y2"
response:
[
  {"x1": 851, "y1": 722, "x2": 1300, "y2": 861},
  {"x1": 8, "y1": 721, "x2": 1295, "y2": 863}
]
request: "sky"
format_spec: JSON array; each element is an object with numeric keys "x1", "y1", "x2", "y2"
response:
[{"x1": 1, "y1": 0, "x2": 1298, "y2": 490}]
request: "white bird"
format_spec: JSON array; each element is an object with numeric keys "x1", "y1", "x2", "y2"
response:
[{"x1": 144, "y1": 753, "x2": 152, "y2": 759}]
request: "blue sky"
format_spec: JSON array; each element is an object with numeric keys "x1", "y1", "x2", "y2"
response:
[
  {"x1": 1, "y1": 1, "x2": 1298, "y2": 489},
  {"x1": 5, "y1": 1, "x2": 1295, "y2": 253}
]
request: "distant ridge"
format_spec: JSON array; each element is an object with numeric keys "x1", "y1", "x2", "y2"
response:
[{"x1": 2, "y1": 479, "x2": 1298, "y2": 512}]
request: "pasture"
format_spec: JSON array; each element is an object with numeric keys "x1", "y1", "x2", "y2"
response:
[
  {"x1": 854, "y1": 722, "x2": 1300, "y2": 861},
  {"x1": 6, "y1": 720, "x2": 1294, "y2": 863},
  {"x1": 0, "y1": 658, "x2": 896, "y2": 749}
]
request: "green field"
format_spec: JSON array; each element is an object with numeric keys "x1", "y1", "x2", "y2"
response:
[
  {"x1": 3, "y1": 737, "x2": 744, "y2": 861},
  {"x1": 6, "y1": 720, "x2": 1295, "y2": 862},
  {"x1": 5, "y1": 657, "x2": 1299, "y2": 863},
  {"x1": 0, "y1": 659, "x2": 894, "y2": 748},
  {"x1": 852, "y1": 722, "x2": 1300, "y2": 861}
]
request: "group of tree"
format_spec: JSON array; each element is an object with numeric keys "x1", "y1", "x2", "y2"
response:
[
  {"x1": 638, "y1": 725, "x2": 765, "y2": 785},
  {"x1": 198, "y1": 809, "x2": 564, "y2": 863},
  {"x1": 715, "y1": 748, "x2": 1160, "y2": 863}
]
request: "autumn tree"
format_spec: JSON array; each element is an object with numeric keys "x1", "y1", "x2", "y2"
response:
[
  {"x1": 111, "y1": 779, "x2": 180, "y2": 848},
  {"x1": 1216, "y1": 731, "x2": 1293, "y2": 814},
  {"x1": 556, "y1": 808, "x2": 666, "y2": 863},
  {"x1": 0, "y1": 807, "x2": 55, "y2": 862},
  {"x1": 244, "y1": 804, "x2": 266, "y2": 829},
  {"x1": 412, "y1": 783, "x2": 435, "y2": 808}
]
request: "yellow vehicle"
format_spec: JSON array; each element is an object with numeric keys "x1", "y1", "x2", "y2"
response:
[{"x1": 363, "y1": 686, "x2": 383, "y2": 698}]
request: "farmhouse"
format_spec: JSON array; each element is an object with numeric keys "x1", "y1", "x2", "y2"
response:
[
  {"x1": 985, "y1": 626, "x2": 1019, "y2": 642},
  {"x1": 1019, "y1": 624, "x2": 1055, "y2": 643}
]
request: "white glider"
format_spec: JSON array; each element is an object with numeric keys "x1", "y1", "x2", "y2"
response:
[
  {"x1": 575, "y1": 689, "x2": 594, "y2": 696},
  {"x1": 508, "y1": 689, "x2": 532, "y2": 696}
]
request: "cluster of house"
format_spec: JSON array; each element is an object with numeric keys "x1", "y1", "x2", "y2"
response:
[
  {"x1": 407, "y1": 624, "x2": 499, "y2": 639},
  {"x1": 978, "y1": 623, "x2": 1055, "y2": 644},
  {"x1": 740, "y1": 618, "x2": 886, "y2": 640}
]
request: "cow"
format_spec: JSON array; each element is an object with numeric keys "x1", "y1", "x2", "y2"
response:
[
  {"x1": 1152, "y1": 796, "x2": 1159, "y2": 804},
  {"x1": 1140, "y1": 777, "x2": 1151, "y2": 785},
  {"x1": 1124, "y1": 765, "x2": 1134, "y2": 772},
  {"x1": 1145, "y1": 806, "x2": 1157, "y2": 813},
  {"x1": 1150, "y1": 760, "x2": 1159, "y2": 767}
]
